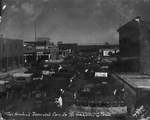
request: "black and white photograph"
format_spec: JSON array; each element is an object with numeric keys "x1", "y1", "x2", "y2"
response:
[{"x1": 0, "y1": 0, "x2": 150, "y2": 120}]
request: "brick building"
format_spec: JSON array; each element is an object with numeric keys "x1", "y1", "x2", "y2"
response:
[
  {"x1": 24, "y1": 41, "x2": 59, "y2": 61},
  {"x1": 139, "y1": 20, "x2": 150, "y2": 74},
  {"x1": 0, "y1": 37, "x2": 24, "y2": 72},
  {"x1": 23, "y1": 42, "x2": 36, "y2": 63},
  {"x1": 117, "y1": 17, "x2": 140, "y2": 57},
  {"x1": 117, "y1": 16, "x2": 150, "y2": 74}
]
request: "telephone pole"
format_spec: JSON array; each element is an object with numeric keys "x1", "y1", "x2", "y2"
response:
[{"x1": 34, "y1": 20, "x2": 37, "y2": 61}]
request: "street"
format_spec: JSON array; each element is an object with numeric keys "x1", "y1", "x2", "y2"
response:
[{"x1": 3, "y1": 71, "x2": 126, "y2": 120}]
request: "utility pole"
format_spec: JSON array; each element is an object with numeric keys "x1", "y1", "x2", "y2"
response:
[
  {"x1": 45, "y1": 40, "x2": 46, "y2": 54},
  {"x1": 34, "y1": 20, "x2": 37, "y2": 62}
]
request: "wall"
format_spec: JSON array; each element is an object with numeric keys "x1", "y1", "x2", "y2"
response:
[
  {"x1": 0, "y1": 38, "x2": 24, "y2": 72},
  {"x1": 117, "y1": 18, "x2": 150, "y2": 74},
  {"x1": 118, "y1": 19, "x2": 140, "y2": 57},
  {"x1": 58, "y1": 43, "x2": 77, "y2": 53},
  {"x1": 140, "y1": 21, "x2": 150, "y2": 74}
]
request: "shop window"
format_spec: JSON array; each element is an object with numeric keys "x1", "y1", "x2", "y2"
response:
[{"x1": 14, "y1": 57, "x2": 18, "y2": 67}]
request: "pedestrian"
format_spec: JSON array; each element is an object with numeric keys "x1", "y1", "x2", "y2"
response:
[{"x1": 0, "y1": 113, "x2": 6, "y2": 120}]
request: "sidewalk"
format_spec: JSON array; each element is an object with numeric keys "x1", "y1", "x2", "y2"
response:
[
  {"x1": 0, "y1": 67, "x2": 27, "y2": 80},
  {"x1": 45, "y1": 59, "x2": 64, "y2": 63}
]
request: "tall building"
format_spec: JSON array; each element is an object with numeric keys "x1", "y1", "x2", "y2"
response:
[
  {"x1": 117, "y1": 16, "x2": 140, "y2": 57},
  {"x1": 117, "y1": 16, "x2": 150, "y2": 74},
  {"x1": 0, "y1": 37, "x2": 24, "y2": 72}
]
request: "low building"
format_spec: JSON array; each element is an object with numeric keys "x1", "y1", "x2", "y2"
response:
[
  {"x1": 113, "y1": 73, "x2": 150, "y2": 114},
  {"x1": 77, "y1": 45, "x2": 119, "y2": 56},
  {"x1": 23, "y1": 42, "x2": 36, "y2": 63},
  {"x1": 24, "y1": 41, "x2": 59, "y2": 61},
  {"x1": 58, "y1": 43, "x2": 77, "y2": 54},
  {"x1": 0, "y1": 37, "x2": 24, "y2": 72}
]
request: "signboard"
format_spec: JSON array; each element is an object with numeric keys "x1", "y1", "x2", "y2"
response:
[
  {"x1": 103, "y1": 50, "x2": 115, "y2": 56},
  {"x1": 95, "y1": 72, "x2": 108, "y2": 77}
]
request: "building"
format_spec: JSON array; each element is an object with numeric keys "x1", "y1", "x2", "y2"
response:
[
  {"x1": 113, "y1": 73, "x2": 150, "y2": 114},
  {"x1": 117, "y1": 16, "x2": 150, "y2": 74},
  {"x1": 0, "y1": 37, "x2": 24, "y2": 72},
  {"x1": 58, "y1": 43, "x2": 78, "y2": 54},
  {"x1": 139, "y1": 20, "x2": 150, "y2": 74},
  {"x1": 24, "y1": 41, "x2": 59, "y2": 61},
  {"x1": 23, "y1": 42, "x2": 36, "y2": 63},
  {"x1": 117, "y1": 17, "x2": 140, "y2": 57},
  {"x1": 37, "y1": 37, "x2": 50, "y2": 43},
  {"x1": 77, "y1": 45, "x2": 119, "y2": 56}
]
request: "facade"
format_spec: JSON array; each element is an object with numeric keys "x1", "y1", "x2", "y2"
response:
[
  {"x1": 58, "y1": 43, "x2": 77, "y2": 53},
  {"x1": 37, "y1": 37, "x2": 50, "y2": 43},
  {"x1": 24, "y1": 41, "x2": 47, "y2": 53},
  {"x1": 139, "y1": 21, "x2": 150, "y2": 74},
  {"x1": 117, "y1": 17, "x2": 140, "y2": 57},
  {"x1": 117, "y1": 16, "x2": 150, "y2": 74},
  {"x1": 114, "y1": 73, "x2": 150, "y2": 114},
  {"x1": 24, "y1": 41, "x2": 59, "y2": 61},
  {"x1": 23, "y1": 42, "x2": 36, "y2": 63},
  {"x1": 0, "y1": 37, "x2": 24, "y2": 72},
  {"x1": 77, "y1": 45, "x2": 119, "y2": 56},
  {"x1": 58, "y1": 43, "x2": 119, "y2": 57}
]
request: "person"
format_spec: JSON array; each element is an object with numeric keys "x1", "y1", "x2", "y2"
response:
[
  {"x1": 55, "y1": 96, "x2": 63, "y2": 107},
  {"x1": 0, "y1": 113, "x2": 6, "y2": 120}
]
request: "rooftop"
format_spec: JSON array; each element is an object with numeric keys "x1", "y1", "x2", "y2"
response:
[
  {"x1": 0, "y1": 80, "x2": 9, "y2": 84},
  {"x1": 13, "y1": 73, "x2": 33, "y2": 77},
  {"x1": 116, "y1": 73, "x2": 150, "y2": 89}
]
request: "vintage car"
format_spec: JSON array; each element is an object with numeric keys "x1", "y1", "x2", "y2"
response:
[
  {"x1": 12, "y1": 73, "x2": 33, "y2": 86},
  {"x1": 0, "y1": 81, "x2": 11, "y2": 100}
]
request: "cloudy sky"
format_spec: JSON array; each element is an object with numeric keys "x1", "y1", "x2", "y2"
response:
[{"x1": 1, "y1": 0, "x2": 150, "y2": 44}]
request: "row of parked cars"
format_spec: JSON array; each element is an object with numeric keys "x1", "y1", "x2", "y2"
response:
[
  {"x1": 29, "y1": 61, "x2": 77, "y2": 110},
  {"x1": 64, "y1": 52, "x2": 127, "y2": 119}
]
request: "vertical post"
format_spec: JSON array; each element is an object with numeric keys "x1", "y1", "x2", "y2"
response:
[
  {"x1": 45, "y1": 40, "x2": 46, "y2": 53},
  {"x1": 34, "y1": 20, "x2": 37, "y2": 61}
]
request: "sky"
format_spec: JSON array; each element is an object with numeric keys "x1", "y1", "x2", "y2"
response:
[{"x1": 1, "y1": 0, "x2": 150, "y2": 45}]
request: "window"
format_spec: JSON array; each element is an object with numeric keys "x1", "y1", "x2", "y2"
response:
[
  {"x1": 10, "y1": 44, "x2": 12, "y2": 52},
  {"x1": 3, "y1": 44, "x2": 5, "y2": 53},
  {"x1": 15, "y1": 77, "x2": 26, "y2": 81},
  {"x1": 15, "y1": 45, "x2": 17, "y2": 50},
  {"x1": 20, "y1": 56, "x2": 23, "y2": 64},
  {"x1": 2, "y1": 58, "x2": 7, "y2": 69},
  {"x1": 20, "y1": 45, "x2": 22, "y2": 52},
  {"x1": 14, "y1": 57, "x2": 18, "y2": 67},
  {"x1": 8, "y1": 57, "x2": 12, "y2": 67}
]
